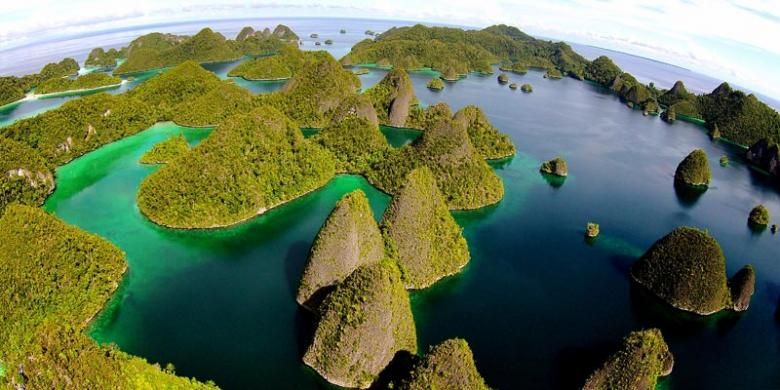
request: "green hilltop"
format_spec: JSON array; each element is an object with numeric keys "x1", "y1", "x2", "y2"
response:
[
  {"x1": 139, "y1": 134, "x2": 190, "y2": 164},
  {"x1": 583, "y1": 329, "x2": 673, "y2": 390},
  {"x1": 35, "y1": 72, "x2": 122, "y2": 95},
  {"x1": 402, "y1": 338, "x2": 490, "y2": 390},
  {"x1": 0, "y1": 138, "x2": 54, "y2": 215}
]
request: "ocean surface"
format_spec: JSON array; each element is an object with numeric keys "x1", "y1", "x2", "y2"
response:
[{"x1": 4, "y1": 18, "x2": 780, "y2": 389}]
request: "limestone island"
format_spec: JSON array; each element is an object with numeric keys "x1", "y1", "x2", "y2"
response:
[
  {"x1": 720, "y1": 155, "x2": 729, "y2": 166},
  {"x1": 402, "y1": 338, "x2": 490, "y2": 390},
  {"x1": 365, "y1": 68, "x2": 416, "y2": 128},
  {"x1": 583, "y1": 329, "x2": 673, "y2": 390},
  {"x1": 227, "y1": 55, "x2": 292, "y2": 80},
  {"x1": 521, "y1": 83, "x2": 533, "y2": 93},
  {"x1": 746, "y1": 138, "x2": 779, "y2": 180},
  {"x1": 139, "y1": 134, "x2": 190, "y2": 164},
  {"x1": 540, "y1": 157, "x2": 568, "y2": 177},
  {"x1": 35, "y1": 73, "x2": 122, "y2": 95},
  {"x1": 498, "y1": 73, "x2": 509, "y2": 84},
  {"x1": 86, "y1": 47, "x2": 125, "y2": 69},
  {"x1": 324, "y1": 39, "x2": 333, "y2": 45},
  {"x1": 631, "y1": 227, "x2": 755, "y2": 315},
  {"x1": 296, "y1": 190, "x2": 384, "y2": 309},
  {"x1": 509, "y1": 82, "x2": 518, "y2": 90},
  {"x1": 748, "y1": 204, "x2": 770, "y2": 227},
  {"x1": 303, "y1": 260, "x2": 416, "y2": 389},
  {"x1": 427, "y1": 77, "x2": 445, "y2": 91},
  {"x1": 545, "y1": 68, "x2": 563, "y2": 79},
  {"x1": 586, "y1": 222, "x2": 600, "y2": 238},
  {"x1": 381, "y1": 168, "x2": 470, "y2": 289},
  {"x1": 674, "y1": 149, "x2": 711, "y2": 188}
]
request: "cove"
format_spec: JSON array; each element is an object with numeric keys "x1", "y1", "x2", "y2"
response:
[{"x1": 43, "y1": 70, "x2": 780, "y2": 390}]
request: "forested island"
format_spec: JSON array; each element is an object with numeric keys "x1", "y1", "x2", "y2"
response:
[{"x1": 0, "y1": 58, "x2": 79, "y2": 106}]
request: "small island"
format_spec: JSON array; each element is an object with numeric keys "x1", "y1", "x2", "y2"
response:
[
  {"x1": 540, "y1": 157, "x2": 568, "y2": 177},
  {"x1": 586, "y1": 222, "x2": 600, "y2": 238},
  {"x1": 324, "y1": 39, "x2": 333, "y2": 45},
  {"x1": 403, "y1": 339, "x2": 490, "y2": 390},
  {"x1": 545, "y1": 68, "x2": 563, "y2": 79},
  {"x1": 583, "y1": 329, "x2": 673, "y2": 390},
  {"x1": 35, "y1": 73, "x2": 122, "y2": 95},
  {"x1": 497, "y1": 73, "x2": 509, "y2": 84},
  {"x1": 340, "y1": 29, "x2": 346, "y2": 34},
  {"x1": 310, "y1": 33, "x2": 318, "y2": 38},
  {"x1": 720, "y1": 155, "x2": 729, "y2": 166},
  {"x1": 427, "y1": 77, "x2": 445, "y2": 91},
  {"x1": 139, "y1": 134, "x2": 190, "y2": 164},
  {"x1": 631, "y1": 226, "x2": 755, "y2": 315},
  {"x1": 227, "y1": 55, "x2": 293, "y2": 80},
  {"x1": 509, "y1": 82, "x2": 518, "y2": 90},
  {"x1": 674, "y1": 149, "x2": 711, "y2": 188},
  {"x1": 521, "y1": 83, "x2": 533, "y2": 93},
  {"x1": 748, "y1": 204, "x2": 770, "y2": 227}
]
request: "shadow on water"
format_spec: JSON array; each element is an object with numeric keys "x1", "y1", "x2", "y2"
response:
[
  {"x1": 487, "y1": 155, "x2": 514, "y2": 170},
  {"x1": 673, "y1": 183, "x2": 706, "y2": 208},
  {"x1": 550, "y1": 339, "x2": 619, "y2": 389},
  {"x1": 284, "y1": 240, "x2": 311, "y2": 299},
  {"x1": 747, "y1": 220, "x2": 768, "y2": 235},
  {"x1": 371, "y1": 351, "x2": 419, "y2": 389},
  {"x1": 540, "y1": 172, "x2": 567, "y2": 189}
]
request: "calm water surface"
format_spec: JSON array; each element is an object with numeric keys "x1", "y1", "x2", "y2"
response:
[{"x1": 12, "y1": 18, "x2": 780, "y2": 390}]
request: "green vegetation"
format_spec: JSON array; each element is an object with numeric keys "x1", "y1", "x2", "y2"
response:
[
  {"x1": 661, "y1": 106, "x2": 676, "y2": 123},
  {"x1": 545, "y1": 68, "x2": 563, "y2": 79},
  {"x1": 0, "y1": 76, "x2": 28, "y2": 107},
  {"x1": 509, "y1": 83, "x2": 518, "y2": 90},
  {"x1": 137, "y1": 106, "x2": 336, "y2": 228},
  {"x1": 86, "y1": 47, "x2": 125, "y2": 68},
  {"x1": 631, "y1": 227, "x2": 731, "y2": 314},
  {"x1": 586, "y1": 222, "x2": 600, "y2": 238},
  {"x1": 498, "y1": 73, "x2": 509, "y2": 84},
  {"x1": 729, "y1": 265, "x2": 755, "y2": 312},
  {"x1": 367, "y1": 115, "x2": 504, "y2": 210},
  {"x1": 658, "y1": 81, "x2": 697, "y2": 108},
  {"x1": 2, "y1": 93, "x2": 157, "y2": 166},
  {"x1": 314, "y1": 116, "x2": 389, "y2": 173},
  {"x1": 329, "y1": 95, "x2": 379, "y2": 126},
  {"x1": 500, "y1": 62, "x2": 529, "y2": 74},
  {"x1": 228, "y1": 55, "x2": 292, "y2": 80},
  {"x1": 303, "y1": 260, "x2": 416, "y2": 389},
  {"x1": 35, "y1": 73, "x2": 122, "y2": 95},
  {"x1": 521, "y1": 83, "x2": 533, "y2": 93},
  {"x1": 674, "y1": 149, "x2": 711, "y2": 188},
  {"x1": 405, "y1": 102, "x2": 453, "y2": 133},
  {"x1": 746, "y1": 138, "x2": 779, "y2": 179},
  {"x1": 342, "y1": 24, "x2": 589, "y2": 79},
  {"x1": 582, "y1": 329, "x2": 673, "y2": 390},
  {"x1": 0, "y1": 138, "x2": 54, "y2": 215},
  {"x1": 260, "y1": 51, "x2": 360, "y2": 128},
  {"x1": 171, "y1": 81, "x2": 254, "y2": 127},
  {"x1": 0, "y1": 58, "x2": 80, "y2": 106},
  {"x1": 39, "y1": 58, "x2": 80, "y2": 80},
  {"x1": 453, "y1": 105, "x2": 515, "y2": 160},
  {"x1": 364, "y1": 68, "x2": 416, "y2": 127},
  {"x1": 720, "y1": 155, "x2": 729, "y2": 166},
  {"x1": 540, "y1": 157, "x2": 568, "y2": 177},
  {"x1": 381, "y1": 167, "x2": 470, "y2": 289},
  {"x1": 0, "y1": 205, "x2": 215, "y2": 389},
  {"x1": 139, "y1": 134, "x2": 190, "y2": 164},
  {"x1": 584, "y1": 56, "x2": 622, "y2": 86},
  {"x1": 748, "y1": 204, "x2": 770, "y2": 227},
  {"x1": 427, "y1": 77, "x2": 444, "y2": 90},
  {"x1": 234, "y1": 25, "x2": 298, "y2": 56},
  {"x1": 128, "y1": 61, "x2": 221, "y2": 119},
  {"x1": 296, "y1": 190, "x2": 385, "y2": 309},
  {"x1": 402, "y1": 339, "x2": 489, "y2": 390},
  {"x1": 698, "y1": 82, "x2": 780, "y2": 146}
]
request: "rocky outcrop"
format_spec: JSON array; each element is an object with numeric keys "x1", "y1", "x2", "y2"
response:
[
  {"x1": 748, "y1": 204, "x2": 770, "y2": 227},
  {"x1": 583, "y1": 329, "x2": 673, "y2": 390},
  {"x1": 453, "y1": 105, "x2": 515, "y2": 160},
  {"x1": 402, "y1": 339, "x2": 489, "y2": 390},
  {"x1": 303, "y1": 260, "x2": 416, "y2": 389},
  {"x1": 296, "y1": 190, "x2": 384, "y2": 309},
  {"x1": 540, "y1": 157, "x2": 568, "y2": 177},
  {"x1": 729, "y1": 265, "x2": 755, "y2": 312},
  {"x1": 365, "y1": 68, "x2": 416, "y2": 127},
  {"x1": 381, "y1": 168, "x2": 470, "y2": 289},
  {"x1": 674, "y1": 149, "x2": 711, "y2": 188},
  {"x1": 330, "y1": 95, "x2": 379, "y2": 127},
  {"x1": 746, "y1": 138, "x2": 780, "y2": 179}
]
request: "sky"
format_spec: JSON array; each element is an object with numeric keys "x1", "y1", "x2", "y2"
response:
[{"x1": 1, "y1": 0, "x2": 779, "y2": 100}]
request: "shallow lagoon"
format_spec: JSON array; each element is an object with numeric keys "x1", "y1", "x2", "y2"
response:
[{"x1": 40, "y1": 60, "x2": 780, "y2": 389}]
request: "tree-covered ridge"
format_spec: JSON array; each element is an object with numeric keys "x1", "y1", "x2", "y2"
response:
[
  {"x1": 139, "y1": 134, "x2": 190, "y2": 164},
  {"x1": 228, "y1": 55, "x2": 292, "y2": 80},
  {"x1": 364, "y1": 68, "x2": 417, "y2": 127},
  {"x1": 1, "y1": 93, "x2": 158, "y2": 166},
  {"x1": 128, "y1": 60, "x2": 221, "y2": 119},
  {"x1": 366, "y1": 113, "x2": 505, "y2": 210},
  {"x1": 630, "y1": 227, "x2": 754, "y2": 315},
  {"x1": 583, "y1": 329, "x2": 673, "y2": 390},
  {"x1": 0, "y1": 137, "x2": 54, "y2": 215},
  {"x1": 303, "y1": 260, "x2": 417, "y2": 389},
  {"x1": 342, "y1": 24, "x2": 589, "y2": 79},
  {"x1": 235, "y1": 24, "x2": 299, "y2": 56},
  {"x1": 381, "y1": 167, "x2": 470, "y2": 289},
  {"x1": 0, "y1": 205, "x2": 216, "y2": 389},
  {"x1": 453, "y1": 105, "x2": 516, "y2": 159},
  {"x1": 137, "y1": 105, "x2": 336, "y2": 228},
  {"x1": 402, "y1": 338, "x2": 489, "y2": 390},
  {"x1": 260, "y1": 51, "x2": 361, "y2": 128},
  {"x1": 313, "y1": 116, "x2": 390, "y2": 173},
  {"x1": 674, "y1": 149, "x2": 711, "y2": 188},
  {"x1": 86, "y1": 47, "x2": 125, "y2": 68},
  {"x1": 296, "y1": 190, "x2": 385, "y2": 309},
  {"x1": 0, "y1": 58, "x2": 80, "y2": 106},
  {"x1": 699, "y1": 82, "x2": 780, "y2": 146},
  {"x1": 35, "y1": 72, "x2": 122, "y2": 95},
  {"x1": 171, "y1": 81, "x2": 255, "y2": 127}
]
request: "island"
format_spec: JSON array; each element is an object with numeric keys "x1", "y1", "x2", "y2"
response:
[
  {"x1": 586, "y1": 222, "x2": 600, "y2": 238},
  {"x1": 139, "y1": 134, "x2": 190, "y2": 164},
  {"x1": 631, "y1": 226, "x2": 755, "y2": 315},
  {"x1": 0, "y1": 205, "x2": 215, "y2": 389},
  {"x1": 86, "y1": 47, "x2": 125, "y2": 68},
  {"x1": 227, "y1": 56, "x2": 292, "y2": 80},
  {"x1": 381, "y1": 167, "x2": 470, "y2": 289},
  {"x1": 303, "y1": 260, "x2": 416, "y2": 389},
  {"x1": 583, "y1": 329, "x2": 673, "y2": 390},
  {"x1": 540, "y1": 157, "x2": 568, "y2": 177},
  {"x1": 402, "y1": 339, "x2": 490, "y2": 390},
  {"x1": 498, "y1": 73, "x2": 509, "y2": 84},
  {"x1": 509, "y1": 82, "x2": 518, "y2": 90},
  {"x1": 34, "y1": 72, "x2": 122, "y2": 95},
  {"x1": 545, "y1": 68, "x2": 563, "y2": 79},
  {"x1": 296, "y1": 190, "x2": 385, "y2": 309},
  {"x1": 453, "y1": 105, "x2": 516, "y2": 160},
  {"x1": 748, "y1": 204, "x2": 770, "y2": 227},
  {"x1": 674, "y1": 149, "x2": 711, "y2": 188},
  {"x1": 427, "y1": 77, "x2": 445, "y2": 90},
  {"x1": 746, "y1": 138, "x2": 779, "y2": 180},
  {"x1": 0, "y1": 58, "x2": 80, "y2": 106},
  {"x1": 521, "y1": 83, "x2": 533, "y2": 93}
]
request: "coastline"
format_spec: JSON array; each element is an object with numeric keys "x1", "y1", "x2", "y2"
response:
[{"x1": 35, "y1": 79, "x2": 127, "y2": 99}]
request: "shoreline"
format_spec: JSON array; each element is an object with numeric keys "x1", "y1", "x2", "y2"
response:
[{"x1": 34, "y1": 79, "x2": 127, "y2": 99}]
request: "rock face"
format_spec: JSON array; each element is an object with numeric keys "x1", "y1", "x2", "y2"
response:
[
  {"x1": 366, "y1": 68, "x2": 416, "y2": 127},
  {"x1": 381, "y1": 168, "x2": 470, "y2": 289},
  {"x1": 746, "y1": 138, "x2": 780, "y2": 179},
  {"x1": 674, "y1": 149, "x2": 711, "y2": 188},
  {"x1": 729, "y1": 265, "x2": 755, "y2": 312},
  {"x1": 631, "y1": 227, "x2": 732, "y2": 315},
  {"x1": 583, "y1": 329, "x2": 673, "y2": 390},
  {"x1": 329, "y1": 95, "x2": 379, "y2": 127},
  {"x1": 402, "y1": 339, "x2": 489, "y2": 390},
  {"x1": 497, "y1": 73, "x2": 509, "y2": 84},
  {"x1": 296, "y1": 190, "x2": 384, "y2": 309},
  {"x1": 453, "y1": 105, "x2": 516, "y2": 160},
  {"x1": 748, "y1": 204, "x2": 770, "y2": 227},
  {"x1": 303, "y1": 260, "x2": 417, "y2": 389},
  {"x1": 540, "y1": 157, "x2": 568, "y2": 177}
]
